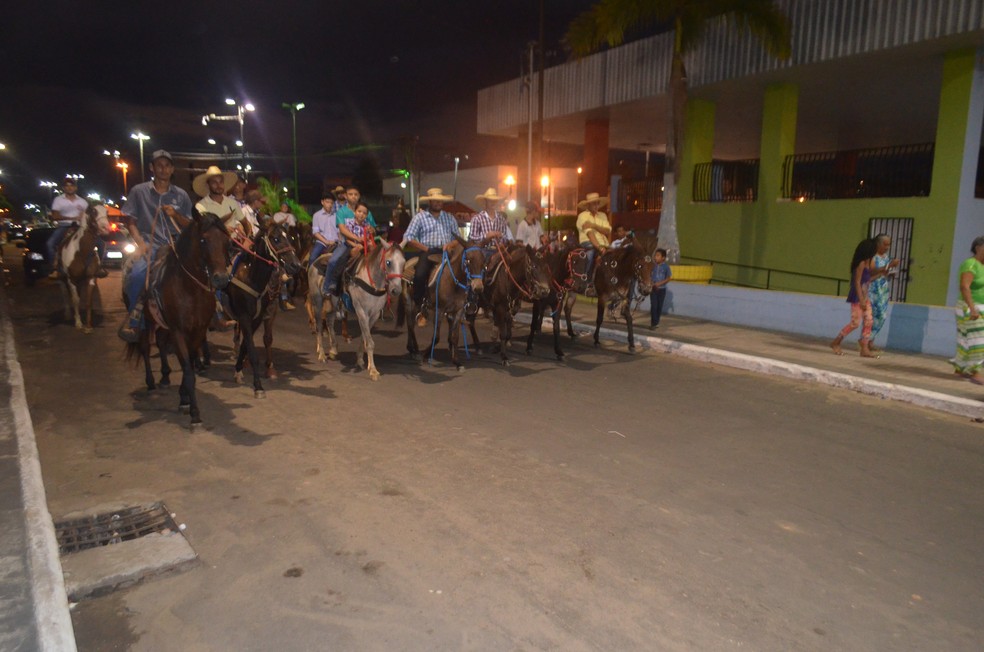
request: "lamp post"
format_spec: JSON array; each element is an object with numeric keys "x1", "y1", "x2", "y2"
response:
[
  {"x1": 449, "y1": 154, "x2": 468, "y2": 200},
  {"x1": 202, "y1": 98, "x2": 255, "y2": 177},
  {"x1": 504, "y1": 174, "x2": 517, "y2": 211},
  {"x1": 281, "y1": 102, "x2": 305, "y2": 203},
  {"x1": 130, "y1": 132, "x2": 150, "y2": 182}
]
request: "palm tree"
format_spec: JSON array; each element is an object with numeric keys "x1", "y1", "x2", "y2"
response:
[{"x1": 566, "y1": 0, "x2": 791, "y2": 260}]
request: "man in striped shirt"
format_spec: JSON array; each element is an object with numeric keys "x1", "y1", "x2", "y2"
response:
[
  {"x1": 468, "y1": 187, "x2": 513, "y2": 253},
  {"x1": 404, "y1": 188, "x2": 461, "y2": 326}
]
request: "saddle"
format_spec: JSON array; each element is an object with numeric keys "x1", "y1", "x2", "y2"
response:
[{"x1": 402, "y1": 253, "x2": 444, "y2": 285}]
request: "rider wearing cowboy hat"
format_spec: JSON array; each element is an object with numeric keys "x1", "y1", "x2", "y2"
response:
[
  {"x1": 468, "y1": 187, "x2": 513, "y2": 253},
  {"x1": 576, "y1": 191, "x2": 612, "y2": 294},
  {"x1": 404, "y1": 187, "x2": 461, "y2": 326},
  {"x1": 193, "y1": 165, "x2": 246, "y2": 239}
]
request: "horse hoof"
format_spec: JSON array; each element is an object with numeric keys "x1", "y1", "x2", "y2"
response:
[
  {"x1": 81, "y1": 327, "x2": 93, "y2": 335},
  {"x1": 593, "y1": 341, "x2": 600, "y2": 348},
  {"x1": 254, "y1": 390, "x2": 266, "y2": 399},
  {"x1": 370, "y1": 372, "x2": 380, "y2": 381},
  {"x1": 502, "y1": 360, "x2": 511, "y2": 367},
  {"x1": 179, "y1": 403, "x2": 191, "y2": 415},
  {"x1": 456, "y1": 366, "x2": 465, "y2": 373},
  {"x1": 556, "y1": 353, "x2": 565, "y2": 361},
  {"x1": 265, "y1": 369, "x2": 278, "y2": 380},
  {"x1": 628, "y1": 346, "x2": 637, "y2": 354},
  {"x1": 234, "y1": 371, "x2": 244, "y2": 384},
  {"x1": 189, "y1": 421, "x2": 204, "y2": 432},
  {"x1": 159, "y1": 379, "x2": 170, "y2": 388}
]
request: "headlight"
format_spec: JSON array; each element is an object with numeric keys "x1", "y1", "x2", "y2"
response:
[
  {"x1": 28, "y1": 252, "x2": 44, "y2": 261},
  {"x1": 123, "y1": 243, "x2": 136, "y2": 254}
]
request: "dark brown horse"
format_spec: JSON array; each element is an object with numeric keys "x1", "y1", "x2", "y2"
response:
[
  {"x1": 126, "y1": 211, "x2": 231, "y2": 428},
  {"x1": 227, "y1": 220, "x2": 301, "y2": 396},
  {"x1": 398, "y1": 240, "x2": 484, "y2": 371},
  {"x1": 468, "y1": 244, "x2": 551, "y2": 365},
  {"x1": 55, "y1": 204, "x2": 111, "y2": 333},
  {"x1": 526, "y1": 241, "x2": 580, "y2": 359},
  {"x1": 591, "y1": 241, "x2": 657, "y2": 352}
]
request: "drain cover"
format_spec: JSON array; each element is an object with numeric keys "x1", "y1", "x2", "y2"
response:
[{"x1": 55, "y1": 502, "x2": 179, "y2": 555}]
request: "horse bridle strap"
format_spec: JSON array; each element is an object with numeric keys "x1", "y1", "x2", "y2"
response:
[
  {"x1": 351, "y1": 275, "x2": 387, "y2": 296},
  {"x1": 494, "y1": 242, "x2": 533, "y2": 300}
]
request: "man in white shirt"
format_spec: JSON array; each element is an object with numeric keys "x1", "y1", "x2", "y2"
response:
[
  {"x1": 515, "y1": 201, "x2": 544, "y2": 249},
  {"x1": 193, "y1": 166, "x2": 245, "y2": 237},
  {"x1": 49, "y1": 177, "x2": 107, "y2": 277},
  {"x1": 272, "y1": 202, "x2": 297, "y2": 228}
]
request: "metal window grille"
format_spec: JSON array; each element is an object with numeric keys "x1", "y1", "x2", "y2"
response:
[
  {"x1": 693, "y1": 160, "x2": 760, "y2": 202},
  {"x1": 783, "y1": 144, "x2": 934, "y2": 200}
]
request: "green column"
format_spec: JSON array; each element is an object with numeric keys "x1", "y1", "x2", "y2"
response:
[
  {"x1": 758, "y1": 83, "x2": 799, "y2": 202},
  {"x1": 678, "y1": 98, "x2": 715, "y2": 248}
]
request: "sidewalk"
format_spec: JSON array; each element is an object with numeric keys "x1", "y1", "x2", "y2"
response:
[{"x1": 519, "y1": 299, "x2": 984, "y2": 420}]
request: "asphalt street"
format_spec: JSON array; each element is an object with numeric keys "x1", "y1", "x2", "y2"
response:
[{"x1": 4, "y1": 243, "x2": 984, "y2": 651}]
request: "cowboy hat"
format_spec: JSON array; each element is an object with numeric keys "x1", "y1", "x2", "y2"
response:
[
  {"x1": 332, "y1": 185, "x2": 346, "y2": 195},
  {"x1": 475, "y1": 187, "x2": 504, "y2": 202},
  {"x1": 419, "y1": 187, "x2": 453, "y2": 203},
  {"x1": 577, "y1": 192, "x2": 609, "y2": 209},
  {"x1": 193, "y1": 166, "x2": 238, "y2": 198}
]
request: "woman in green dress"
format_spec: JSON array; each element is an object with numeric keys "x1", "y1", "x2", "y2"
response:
[{"x1": 951, "y1": 236, "x2": 984, "y2": 384}]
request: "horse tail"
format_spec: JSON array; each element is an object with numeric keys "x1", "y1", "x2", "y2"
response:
[{"x1": 123, "y1": 341, "x2": 142, "y2": 365}]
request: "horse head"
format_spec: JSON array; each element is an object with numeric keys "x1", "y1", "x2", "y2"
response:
[
  {"x1": 631, "y1": 245, "x2": 658, "y2": 296},
  {"x1": 459, "y1": 240, "x2": 485, "y2": 294},
  {"x1": 196, "y1": 210, "x2": 231, "y2": 289},
  {"x1": 524, "y1": 245, "x2": 553, "y2": 299},
  {"x1": 262, "y1": 221, "x2": 302, "y2": 277},
  {"x1": 381, "y1": 241, "x2": 406, "y2": 298},
  {"x1": 87, "y1": 204, "x2": 111, "y2": 236}
]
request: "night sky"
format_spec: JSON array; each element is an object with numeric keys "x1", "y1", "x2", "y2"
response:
[{"x1": 0, "y1": 0, "x2": 597, "y2": 211}]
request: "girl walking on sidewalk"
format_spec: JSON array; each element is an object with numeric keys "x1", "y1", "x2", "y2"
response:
[
  {"x1": 831, "y1": 238, "x2": 879, "y2": 358},
  {"x1": 951, "y1": 236, "x2": 984, "y2": 384}
]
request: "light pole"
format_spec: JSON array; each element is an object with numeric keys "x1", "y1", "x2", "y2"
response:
[
  {"x1": 281, "y1": 102, "x2": 305, "y2": 203},
  {"x1": 202, "y1": 98, "x2": 255, "y2": 177},
  {"x1": 130, "y1": 132, "x2": 150, "y2": 182},
  {"x1": 449, "y1": 154, "x2": 468, "y2": 200}
]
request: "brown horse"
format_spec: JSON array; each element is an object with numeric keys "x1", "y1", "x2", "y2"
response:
[
  {"x1": 126, "y1": 211, "x2": 231, "y2": 429},
  {"x1": 526, "y1": 241, "x2": 580, "y2": 359},
  {"x1": 591, "y1": 241, "x2": 657, "y2": 352},
  {"x1": 56, "y1": 204, "x2": 111, "y2": 333},
  {"x1": 398, "y1": 240, "x2": 484, "y2": 371},
  {"x1": 468, "y1": 244, "x2": 552, "y2": 365},
  {"x1": 227, "y1": 220, "x2": 301, "y2": 396}
]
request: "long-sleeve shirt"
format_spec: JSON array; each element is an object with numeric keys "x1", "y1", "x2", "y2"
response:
[
  {"x1": 405, "y1": 209, "x2": 460, "y2": 248},
  {"x1": 311, "y1": 208, "x2": 339, "y2": 243},
  {"x1": 468, "y1": 210, "x2": 513, "y2": 245}
]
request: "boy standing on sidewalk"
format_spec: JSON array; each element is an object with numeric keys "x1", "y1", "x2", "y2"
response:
[{"x1": 650, "y1": 248, "x2": 671, "y2": 328}]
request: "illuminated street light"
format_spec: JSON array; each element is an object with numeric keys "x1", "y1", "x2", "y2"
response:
[
  {"x1": 116, "y1": 161, "x2": 129, "y2": 193},
  {"x1": 207, "y1": 138, "x2": 216, "y2": 145},
  {"x1": 282, "y1": 101, "x2": 306, "y2": 202},
  {"x1": 130, "y1": 131, "x2": 150, "y2": 182},
  {"x1": 0, "y1": 143, "x2": 6, "y2": 150},
  {"x1": 204, "y1": 98, "x2": 255, "y2": 177}
]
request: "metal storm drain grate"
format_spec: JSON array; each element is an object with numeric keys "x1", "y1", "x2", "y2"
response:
[{"x1": 55, "y1": 502, "x2": 179, "y2": 555}]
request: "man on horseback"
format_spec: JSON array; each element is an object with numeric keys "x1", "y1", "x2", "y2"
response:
[
  {"x1": 194, "y1": 166, "x2": 244, "y2": 237},
  {"x1": 575, "y1": 192, "x2": 612, "y2": 295},
  {"x1": 117, "y1": 149, "x2": 193, "y2": 343},
  {"x1": 515, "y1": 201, "x2": 545, "y2": 250},
  {"x1": 468, "y1": 187, "x2": 513, "y2": 255},
  {"x1": 48, "y1": 177, "x2": 107, "y2": 279},
  {"x1": 404, "y1": 188, "x2": 461, "y2": 327}
]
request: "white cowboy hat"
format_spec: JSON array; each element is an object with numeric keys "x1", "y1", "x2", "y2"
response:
[
  {"x1": 475, "y1": 187, "x2": 504, "y2": 202},
  {"x1": 419, "y1": 187, "x2": 453, "y2": 203},
  {"x1": 193, "y1": 166, "x2": 238, "y2": 198},
  {"x1": 577, "y1": 192, "x2": 609, "y2": 209}
]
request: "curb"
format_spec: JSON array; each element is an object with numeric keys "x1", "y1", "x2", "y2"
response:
[
  {"x1": 2, "y1": 293, "x2": 78, "y2": 651},
  {"x1": 516, "y1": 314, "x2": 984, "y2": 421}
]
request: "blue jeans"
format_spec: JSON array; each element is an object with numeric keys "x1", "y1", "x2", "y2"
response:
[
  {"x1": 125, "y1": 255, "x2": 150, "y2": 328},
  {"x1": 323, "y1": 241, "x2": 349, "y2": 295},
  {"x1": 650, "y1": 287, "x2": 667, "y2": 326},
  {"x1": 47, "y1": 225, "x2": 72, "y2": 264},
  {"x1": 309, "y1": 240, "x2": 332, "y2": 265}
]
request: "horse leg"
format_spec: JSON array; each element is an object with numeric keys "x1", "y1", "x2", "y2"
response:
[
  {"x1": 157, "y1": 328, "x2": 172, "y2": 387},
  {"x1": 177, "y1": 343, "x2": 203, "y2": 429},
  {"x1": 447, "y1": 311, "x2": 464, "y2": 372},
  {"x1": 68, "y1": 281, "x2": 83, "y2": 329},
  {"x1": 622, "y1": 299, "x2": 636, "y2": 353},
  {"x1": 82, "y1": 278, "x2": 95, "y2": 333},
  {"x1": 593, "y1": 294, "x2": 605, "y2": 348},
  {"x1": 305, "y1": 291, "x2": 317, "y2": 333},
  {"x1": 263, "y1": 315, "x2": 277, "y2": 379},
  {"x1": 552, "y1": 298, "x2": 565, "y2": 360},
  {"x1": 565, "y1": 292, "x2": 578, "y2": 339},
  {"x1": 526, "y1": 300, "x2": 540, "y2": 355},
  {"x1": 59, "y1": 280, "x2": 73, "y2": 322},
  {"x1": 467, "y1": 314, "x2": 482, "y2": 355},
  {"x1": 324, "y1": 298, "x2": 338, "y2": 361},
  {"x1": 140, "y1": 335, "x2": 155, "y2": 391},
  {"x1": 405, "y1": 295, "x2": 421, "y2": 361},
  {"x1": 500, "y1": 308, "x2": 514, "y2": 366},
  {"x1": 241, "y1": 321, "x2": 265, "y2": 398}
]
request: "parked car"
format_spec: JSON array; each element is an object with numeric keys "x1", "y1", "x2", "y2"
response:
[
  {"x1": 18, "y1": 226, "x2": 56, "y2": 285},
  {"x1": 102, "y1": 223, "x2": 136, "y2": 267},
  {"x1": 9, "y1": 222, "x2": 29, "y2": 242}
]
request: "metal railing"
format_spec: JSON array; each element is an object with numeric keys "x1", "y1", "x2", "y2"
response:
[
  {"x1": 680, "y1": 256, "x2": 851, "y2": 296},
  {"x1": 619, "y1": 178, "x2": 663, "y2": 213},
  {"x1": 782, "y1": 143, "x2": 934, "y2": 200},
  {"x1": 692, "y1": 159, "x2": 759, "y2": 202}
]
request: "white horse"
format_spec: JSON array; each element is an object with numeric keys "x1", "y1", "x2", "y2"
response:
[
  {"x1": 347, "y1": 241, "x2": 405, "y2": 380},
  {"x1": 56, "y1": 204, "x2": 110, "y2": 333}
]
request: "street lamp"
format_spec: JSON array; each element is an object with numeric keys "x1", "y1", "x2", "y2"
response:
[
  {"x1": 448, "y1": 154, "x2": 468, "y2": 199},
  {"x1": 130, "y1": 132, "x2": 150, "y2": 182},
  {"x1": 282, "y1": 101, "x2": 305, "y2": 203},
  {"x1": 504, "y1": 174, "x2": 517, "y2": 211},
  {"x1": 116, "y1": 161, "x2": 129, "y2": 193},
  {"x1": 203, "y1": 98, "x2": 255, "y2": 177}
]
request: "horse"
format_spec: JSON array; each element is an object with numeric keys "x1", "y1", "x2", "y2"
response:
[
  {"x1": 347, "y1": 241, "x2": 405, "y2": 380},
  {"x1": 55, "y1": 204, "x2": 111, "y2": 333},
  {"x1": 526, "y1": 241, "x2": 582, "y2": 359},
  {"x1": 591, "y1": 240, "x2": 657, "y2": 352},
  {"x1": 125, "y1": 210, "x2": 231, "y2": 429},
  {"x1": 306, "y1": 247, "x2": 347, "y2": 364},
  {"x1": 398, "y1": 240, "x2": 484, "y2": 371},
  {"x1": 226, "y1": 220, "x2": 301, "y2": 396},
  {"x1": 286, "y1": 222, "x2": 312, "y2": 301},
  {"x1": 468, "y1": 244, "x2": 551, "y2": 365}
]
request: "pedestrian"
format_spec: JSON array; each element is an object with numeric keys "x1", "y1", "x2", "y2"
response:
[
  {"x1": 830, "y1": 238, "x2": 879, "y2": 358},
  {"x1": 117, "y1": 150, "x2": 193, "y2": 343},
  {"x1": 193, "y1": 165, "x2": 244, "y2": 237},
  {"x1": 515, "y1": 201, "x2": 544, "y2": 249},
  {"x1": 649, "y1": 248, "x2": 671, "y2": 328},
  {"x1": 951, "y1": 235, "x2": 984, "y2": 384},
  {"x1": 576, "y1": 192, "x2": 612, "y2": 294},
  {"x1": 48, "y1": 177, "x2": 107, "y2": 278},
  {"x1": 404, "y1": 188, "x2": 460, "y2": 327},
  {"x1": 273, "y1": 202, "x2": 296, "y2": 228},
  {"x1": 469, "y1": 187, "x2": 513, "y2": 253},
  {"x1": 868, "y1": 234, "x2": 900, "y2": 349}
]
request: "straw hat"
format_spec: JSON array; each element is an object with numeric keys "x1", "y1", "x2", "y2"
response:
[
  {"x1": 577, "y1": 192, "x2": 609, "y2": 209},
  {"x1": 419, "y1": 187, "x2": 453, "y2": 203},
  {"x1": 475, "y1": 187, "x2": 504, "y2": 202},
  {"x1": 193, "y1": 166, "x2": 238, "y2": 198}
]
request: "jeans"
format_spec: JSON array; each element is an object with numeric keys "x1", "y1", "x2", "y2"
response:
[
  {"x1": 406, "y1": 247, "x2": 441, "y2": 306},
  {"x1": 125, "y1": 255, "x2": 150, "y2": 328},
  {"x1": 309, "y1": 240, "x2": 333, "y2": 265},
  {"x1": 47, "y1": 225, "x2": 72, "y2": 264},
  {"x1": 323, "y1": 241, "x2": 349, "y2": 294},
  {"x1": 650, "y1": 287, "x2": 667, "y2": 326}
]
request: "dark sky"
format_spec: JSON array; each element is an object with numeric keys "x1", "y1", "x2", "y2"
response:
[{"x1": 0, "y1": 0, "x2": 595, "y2": 210}]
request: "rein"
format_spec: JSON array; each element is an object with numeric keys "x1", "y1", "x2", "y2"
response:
[{"x1": 493, "y1": 242, "x2": 534, "y2": 300}]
